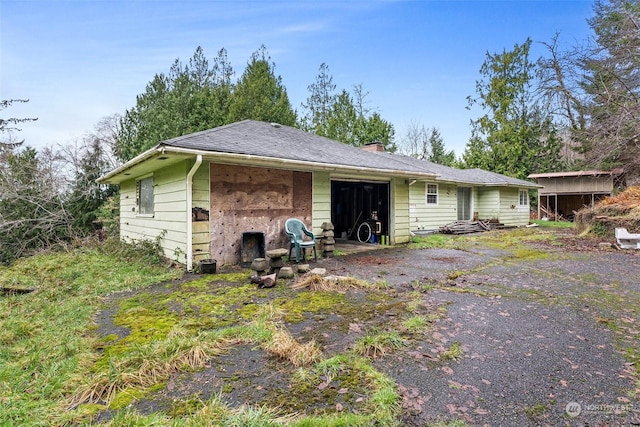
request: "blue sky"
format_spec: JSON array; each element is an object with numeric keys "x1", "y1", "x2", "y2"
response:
[{"x1": 1, "y1": 0, "x2": 594, "y2": 157}]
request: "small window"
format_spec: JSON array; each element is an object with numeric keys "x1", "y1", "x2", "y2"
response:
[
  {"x1": 137, "y1": 176, "x2": 154, "y2": 215},
  {"x1": 519, "y1": 189, "x2": 528, "y2": 206},
  {"x1": 426, "y1": 184, "x2": 438, "y2": 205}
]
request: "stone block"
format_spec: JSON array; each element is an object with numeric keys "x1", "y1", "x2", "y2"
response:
[
  {"x1": 266, "y1": 248, "x2": 289, "y2": 258},
  {"x1": 278, "y1": 266, "x2": 294, "y2": 279},
  {"x1": 250, "y1": 257, "x2": 269, "y2": 273},
  {"x1": 269, "y1": 258, "x2": 285, "y2": 268}
]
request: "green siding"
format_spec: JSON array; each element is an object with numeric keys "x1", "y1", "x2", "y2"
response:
[
  {"x1": 120, "y1": 161, "x2": 189, "y2": 263},
  {"x1": 476, "y1": 188, "x2": 500, "y2": 220},
  {"x1": 409, "y1": 181, "x2": 458, "y2": 230},
  {"x1": 312, "y1": 171, "x2": 331, "y2": 234},
  {"x1": 499, "y1": 187, "x2": 530, "y2": 226},
  {"x1": 392, "y1": 178, "x2": 411, "y2": 244}
]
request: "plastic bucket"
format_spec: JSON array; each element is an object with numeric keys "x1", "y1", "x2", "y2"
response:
[{"x1": 199, "y1": 259, "x2": 217, "y2": 274}]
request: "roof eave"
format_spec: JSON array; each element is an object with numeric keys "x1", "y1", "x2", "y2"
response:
[
  {"x1": 98, "y1": 145, "x2": 440, "y2": 184},
  {"x1": 97, "y1": 145, "x2": 163, "y2": 184}
]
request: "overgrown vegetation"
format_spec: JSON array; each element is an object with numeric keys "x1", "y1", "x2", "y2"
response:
[
  {"x1": 2, "y1": 238, "x2": 442, "y2": 425},
  {"x1": 0, "y1": 238, "x2": 180, "y2": 426},
  {"x1": 576, "y1": 185, "x2": 640, "y2": 237}
]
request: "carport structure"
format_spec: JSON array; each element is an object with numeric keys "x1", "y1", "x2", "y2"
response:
[{"x1": 528, "y1": 169, "x2": 625, "y2": 221}]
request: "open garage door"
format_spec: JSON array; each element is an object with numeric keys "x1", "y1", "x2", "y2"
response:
[{"x1": 331, "y1": 180, "x2": 390, "y2": 243}]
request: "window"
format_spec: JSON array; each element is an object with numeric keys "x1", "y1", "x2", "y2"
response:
[
  {"x1": 137, "y1": 176, "x2": 154, "y2": 215},
  {"x1": 426, "y1": 184, "x2": 438, "y2": 205},
  {"x1": 519, "y1": 189, "x2": 528, "y2": 206}
]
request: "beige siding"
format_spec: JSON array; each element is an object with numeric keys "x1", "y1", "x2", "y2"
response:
[
  {"x1": 192, "y1": 160, "x2": 211, "y2": 263},
  {"x1": 409, "y1": 181, "x2": 458, "y2": 230},
  {"x1": 312, "y1": 171, "x2": 331, "y2": 234},
  {"x1": 537, "y1": 175, "x2": 613, "y2": 195},
  {"x1": 120, "y1": 161, "x2": 189, "y2": 263},
  {"x1": 499, "y1": 187, "x2": 530, "y2": 226},
  {"x1": 392, "y1": 178, "x2": 411, "y2": 244}
]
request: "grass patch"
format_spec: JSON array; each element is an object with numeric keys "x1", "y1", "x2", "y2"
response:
[
  {"x1": 402, "y1": 315, "x2": 432, "y2": 334},
  {"x1": 352, "y1": 331, "x2": 406, "y2": 358},
  {"x1": 409, "y1": 233, "x2": 451, "y2": 249},
  {"x1": 524, "y1": 403, "x2": 549, "y2": 419},
  {"x1": 0, "y1": 239, "x2": 182, "y2": 426},
  {"x1": 531, "y1": 220, "x2": 575, "y2": 228},
  {"x1": 439, "y1": 341, "x2": 463, "y2": 361},
  {"x1": 0, "y1": 241, "x2": 410, "y2": 425}
]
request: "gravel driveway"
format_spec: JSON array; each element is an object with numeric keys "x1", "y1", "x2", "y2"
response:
[{"x1": 319, "y1": 232, "x2": 640, "y2": 426}]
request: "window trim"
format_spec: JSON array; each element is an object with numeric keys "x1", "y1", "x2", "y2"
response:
[
  {"x1": 426, "y1": 183, "x2": 438, "y2": 206},
  {"x1": 136, "y1": 174, "x2": 155, "y2": 217},
  {"x1": 519, "y1": 189, "x2": 529, "y2": 206}
]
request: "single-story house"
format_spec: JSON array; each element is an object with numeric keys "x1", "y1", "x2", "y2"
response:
[
  {"x1": 98, "y1": 120, "x2": 540, "y2": 269},
  {"x1": 528, "y1": 169, "x2": 625, "y2": 220}
]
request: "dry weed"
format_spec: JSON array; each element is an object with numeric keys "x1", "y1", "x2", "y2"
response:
[
  {"x1": 292, "y1": 274, "x2": 367, "y2": 293},
  {"x1": 264, "y1": 328, "x2": 322, "y2": 367}
]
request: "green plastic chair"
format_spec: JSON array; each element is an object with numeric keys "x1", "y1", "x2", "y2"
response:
[{"x1": 285, "y1": 218, "x2": 317, "y2": 263}]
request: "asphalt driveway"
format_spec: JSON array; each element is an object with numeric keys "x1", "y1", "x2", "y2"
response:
[
  {"x1": 95, "y1": 228, "x2": 640, "y2": 426},
  {"x1": 320, "y1": 231, "x2": 640, "y2": 426}
]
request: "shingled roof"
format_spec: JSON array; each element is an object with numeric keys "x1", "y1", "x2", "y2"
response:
[
  {"x1": 159, "y1": 120, "x2": 437, "y2": 176},
  {"x1": 99, "y1": 120, "x2": 539, "y2": 188},
  {"x1": 373, "y1": 151, "x2": 539, "y2": 188}
]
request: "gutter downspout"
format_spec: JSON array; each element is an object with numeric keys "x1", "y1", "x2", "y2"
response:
[{"x1": 186, "y1": 155, "x2": 203, "y2": 271}]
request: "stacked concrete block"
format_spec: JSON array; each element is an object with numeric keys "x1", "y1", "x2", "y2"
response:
[{"x1": 320, "y1": 222, "x2": 335, "y2": 257}]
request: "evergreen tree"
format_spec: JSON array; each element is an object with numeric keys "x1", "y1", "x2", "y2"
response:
[
  {"x1": 427, "y1": 127, "x2": 456, "y2": 166},
  {"x1": 67, "y1": 136, "x2": 117, "y2": 233},
  {"x1": 227, "y1": 45, "x2": 297, "y2": 126},
  {"x1": 463, "y1": 39, "x2": 563, "y2": 179},
  {"x1": 301, "y1": 63, "x2": 336, "y2": 134},
  {"x1": 116, "y1": 47, "x2": 234, "y2": 162}
]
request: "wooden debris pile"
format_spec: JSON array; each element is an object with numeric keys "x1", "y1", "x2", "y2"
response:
[{"x1": 439, "y1": 220, "x2": 491, "y2": 235}]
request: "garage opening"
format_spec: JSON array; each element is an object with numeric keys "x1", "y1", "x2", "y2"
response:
[{"x1": 331, "y1": 180, "x2": 390, "y2": 243}]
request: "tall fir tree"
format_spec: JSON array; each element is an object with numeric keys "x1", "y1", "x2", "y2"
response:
[
  {"x1": 116, "y1": 47, "x2": 234, "y2": 162},
  {"x1": 227, "y1": 46, "x2": 297, "y2": 126},
  {"x1": 463, "y1": 39, "x2": 563, "y2": 179}
]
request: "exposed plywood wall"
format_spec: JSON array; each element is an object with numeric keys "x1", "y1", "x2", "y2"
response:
[{"x1": 209, "y1": 163, "x2": 312, "y2": 265}]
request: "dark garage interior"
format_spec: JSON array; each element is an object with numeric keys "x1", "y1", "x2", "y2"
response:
[{"x1": 331, "y1": 180, "x2": 390, "y2": 242}]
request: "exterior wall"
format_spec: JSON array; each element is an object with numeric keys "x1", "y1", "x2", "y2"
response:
[
  {"x1": 311, "y1": 171, "x2": 331, "y2": 234},
  {"x1": 408, "y1": 181, "x2": 461, "y2": 230},
  {"x1": 475, "y1": 188, "x2": 500, "y2": 220},
  {"x1": 392, "y1": 178, "x2": 411, "y2": 244},
  {"x1": 120, "y1": 161, "x2": 189, "y2": 263},
  {"x1": 499, "y1": 187, "x2": 530, "y2": 226},
  {"x1": 209, "y1": 163, "x2": 312, "y2": 265},
  {"x1": 408, "y1": 183, "x2": 531, "y2": 228},
  {"x1": 192, "y1": 160, "x2": 211, "y2": 264},
  {"x1": 537, "y1": 175, "x2": 613, "y2": 195}
]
